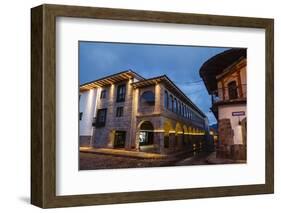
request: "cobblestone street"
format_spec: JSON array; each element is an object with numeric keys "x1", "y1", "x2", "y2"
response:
[{"x1": 79, "y1": 151, "x2": 216, "y2": 170}]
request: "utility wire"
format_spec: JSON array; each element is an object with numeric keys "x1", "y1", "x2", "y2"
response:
[{"x1": 174, "y1": 80, "x2": 203, "y2": 84}]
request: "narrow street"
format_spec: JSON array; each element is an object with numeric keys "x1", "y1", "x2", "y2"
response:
[{"x1": 175, "y1": 152, "x2": 213, "y2": 166}]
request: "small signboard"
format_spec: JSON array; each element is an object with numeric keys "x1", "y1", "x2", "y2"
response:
[{"x1": 232, "y1": 111, "x2": 245, "y2": 116}]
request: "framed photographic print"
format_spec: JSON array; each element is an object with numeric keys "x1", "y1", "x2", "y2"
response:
[{"x1": 31, "y1": 4, "x2": 274, "y2": 208}]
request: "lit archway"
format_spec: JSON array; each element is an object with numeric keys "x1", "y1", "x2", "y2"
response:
[
  {"x1": 139, "y1": 121, "x2": 154, "y2": 146},
  {"x1": 175, "y1": 123, "x2": 183, "y2": 146}
]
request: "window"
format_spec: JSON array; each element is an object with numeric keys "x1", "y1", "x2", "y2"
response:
[
  {"x1": 174, "y1": 98, "x2": 178, "y2": 113},
  {"x1": 179, "y1": 101, "x2": 181, "y2": 115},
  {"x1": 96, "y1": 108, "x2": 107, "y2": 127},
  {"x1": 79, "y1": 112, "x2": 83, "y2": 121},
  {"x1": 114, "y1": 131, "x2": 126, "y2": 148},
  {"x1": 116, "y1": 84, "x2": 126, "y2": 102},
  {"x1": 116, "y1": 107, "x2": 123, "y2": 117},
  {"x1": 169, "y1": 95, "x2": 173, "y2": 111},
  {"x1": 141, "y1": 91, "x2": 155, "y2": 105},
  {"x1": 164, "y1": 91, "x2": 169, "y2": 109},
  {"x1": 100, "y1": 90, "x2": 106, "y2": 99},
  {"x1": 228, "y1": 81, "x2": 238, "y2": 100}
]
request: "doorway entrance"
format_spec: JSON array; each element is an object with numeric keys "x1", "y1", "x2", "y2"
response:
[
  {"x1": 139, "y1": 121, "x2": 154, "y2": 152},
  {"x1": 114, "y1": 131, "x2": 126, "y2": 148}
]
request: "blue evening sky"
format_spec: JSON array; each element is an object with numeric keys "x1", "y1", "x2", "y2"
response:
[{"x1": 79, "y1": 41, "x2": 229, "y2": 125}]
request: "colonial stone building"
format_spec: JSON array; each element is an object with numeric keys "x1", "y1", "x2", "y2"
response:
[
  {"x1": 200, "y1": 48, "x2": 247, "y2": 160},
  {"x1": 79, "y1": 70, "x2": 211, "y2": 154}
]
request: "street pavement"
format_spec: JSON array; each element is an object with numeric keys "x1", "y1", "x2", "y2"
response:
[{"x1": 79, "y1": 151, "x2": 217, "y2": 170}]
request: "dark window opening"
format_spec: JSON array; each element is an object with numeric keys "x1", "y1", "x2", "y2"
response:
[
  {"x1": 164, "y1": 135, "x2": 169, "y2": 148},
  {"x1": 116, "y1": 84, "x2": 126, "y2": 102},
  {"x1": 79, "y1": 112, "x2": 83, "y2": 121},
  {"x1": 141, "y1": 91, "x2": 155, "y2": 105},
  {"x1": 114, "y1": 131, "x2": 126, "y2": 148},
  {"x1": 164, "y1": 91, "x2": 169, "y2": 109},
  {"x1": 96, "y1": 108, "x2": 107, "y2": 127},
  {"x1": 174, "y1": 98, "x2": 178, "y2": 113},
  {"x1": 169, "y1": 95, "x2": 174, "y2": 112},
  {"x1": 116, "y1": 107, "x2": 123, "y2": 117},
  {"x1": 228, "y1": 81, "x2": 238, "y2": 100},
  {"x1": 100, "y1": 90, "x2": 107, "y2": 99}
]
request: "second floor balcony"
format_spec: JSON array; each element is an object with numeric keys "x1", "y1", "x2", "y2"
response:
[{"x1": 211, "y1": 84, "x2": 247, "y2": 105}]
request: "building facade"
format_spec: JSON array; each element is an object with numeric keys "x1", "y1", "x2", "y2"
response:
[
  {"x1": 200, "y1": 48, "x2": 247, "y2": 160},
  {"x1": 79, "y1": 70, "x2": 211, "y2": 154}
]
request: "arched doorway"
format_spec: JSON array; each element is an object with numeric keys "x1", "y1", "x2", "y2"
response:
[{"x1": 139, "y1": 121, "x2": 154, "y2": 152}]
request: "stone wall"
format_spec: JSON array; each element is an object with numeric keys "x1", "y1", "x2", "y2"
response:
[
  {"x1": 93, "y1": 79, "x2": 135, "y2": 149},
  {"x1": 79, "y1": 136, "x2": 91, "y2": 147},
  {"x1": 218, "y1": 118, "x2": 234, "y2": 145},
  {"x1": 217, "y1": 118, "x2": 246, "y2": 160},
  {"x1": 89, "y1": 79, "x2": 211, "y2": 155}
]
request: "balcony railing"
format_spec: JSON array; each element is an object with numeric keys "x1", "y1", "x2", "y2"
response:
[{"x1": 211, "y1": 84, "x2": 247, "y2": 104}]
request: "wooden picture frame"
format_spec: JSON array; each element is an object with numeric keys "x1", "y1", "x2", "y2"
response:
[{"x1": 31, "y1": 4, "x2": 274, "y2": 208}]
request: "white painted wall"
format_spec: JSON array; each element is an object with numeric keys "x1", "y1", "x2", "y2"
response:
[
  {"x1": 79, "y1": 88, "x2": 99, "y2": 136},
  {"x1": 218, "y1": 104, "x2": 246, "y2": 144}
]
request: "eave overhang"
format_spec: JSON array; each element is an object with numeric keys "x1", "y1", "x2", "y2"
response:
[
  {"x1": 199, "y1": 48, "x2": 247, "y2": 94},
  {"x1": 80, "y1": 69, "x2": 144, "y2": 91}
]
